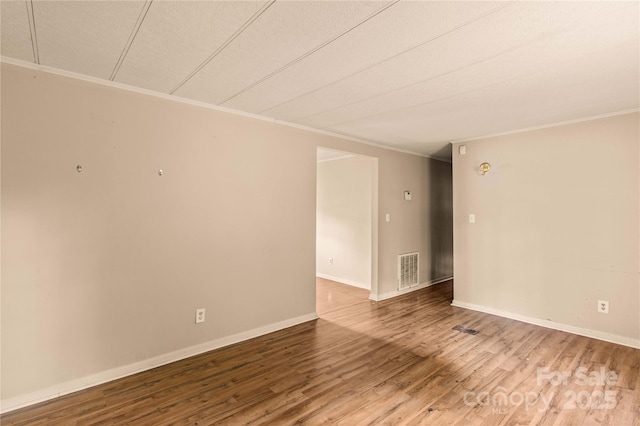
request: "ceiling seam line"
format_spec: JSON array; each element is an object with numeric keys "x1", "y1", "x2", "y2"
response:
[
  {"x1": 291, "y1": 29, "x2": 558, "y2": 126},
  {"x1": 169, "y1": 0, "x2": 277, "y2": 95},
  {"x1": 110, "y1": 0, "x2": 153, "y2": 82},
  {"x1": 26, "y1": 0, "x2": 39, "y2": 64},
  {"x1": 218, "y1": 0, "x2": 400, "y2": 105},
  {"x1": 327, "y1": 66, "x2": 640, "y2": 134},
  {"x1": 316, "y1": 37, "x2": 615, "y2": 132},
  {"x1": 316, "y1": 75, "x2": 527, "y2": 133},
  {"x1": 292, "y1": 1, "x2": 635, "y2": 128},
  {"x1": 257, "y1": 1, "x2": 515, "y2": 116}
]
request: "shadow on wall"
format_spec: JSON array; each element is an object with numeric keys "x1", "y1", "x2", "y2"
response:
[{"x1": 428, "y1": 146, "x2": 454, "y2": 284}]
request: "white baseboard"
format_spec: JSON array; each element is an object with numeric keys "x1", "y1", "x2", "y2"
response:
[
  {"x1": 451, "y1": 300, "x2": 640, "y2": 349},
  {"x1": 369, "y1": 276, "x2": 453, "y2": 302},
  {"x1": 0, "y1": 312, "x2": 318, "y2": 414},
  {"x1": 316, "y1": 273, "x2": 370, "y2": 290}
]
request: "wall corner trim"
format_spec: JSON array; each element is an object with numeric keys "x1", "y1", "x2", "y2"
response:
[
  {"x1": 0, "y1": 312, "x2": 319, "y2": 415},
  {"x1": 451, "y1": 300, "x2": 640, "y2": 349}
]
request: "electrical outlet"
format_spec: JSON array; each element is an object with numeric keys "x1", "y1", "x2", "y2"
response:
[
  {"x1": 597, "y1": 300, "x2": 609, "y2": 314},
  {"x1": 328, "y1": 258, "x2": 333, "y2": 266},
  {"x1": 195, "y1": 308, "x2": 205, "y2": 324}
]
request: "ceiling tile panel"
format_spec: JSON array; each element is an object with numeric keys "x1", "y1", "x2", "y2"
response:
[
  {"x1": 33, "y1": 1, "x2": 145, "y2": 79},
  {"x1": 266, "y1": 1, "x2": 638, "y2": 124},
  {"x1": 223, "y1": 0, "x2": 504, "y2": 113},
  {"x1": 299, "y1": 1, "x2": 640, "y2": 130},
  {"x1": 174, "y1": 1, "x2": 389, "y2": 105},
  {"x1": 1, "y1": 1, "x2": 637, "y2": 160},
  {"x1": 1, "y1": 1, "x2": 34, "y2": 62},
  {"x1": 327, "y1": 39, "x2": 639, "y2": 159},
  {"x1": 114, "y1": 1, "x2": 268, "y2": 93}
]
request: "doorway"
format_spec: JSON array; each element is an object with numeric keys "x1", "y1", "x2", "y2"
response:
[{"x1": 316, "y1": 147, "x2": 378, "y2": 303}]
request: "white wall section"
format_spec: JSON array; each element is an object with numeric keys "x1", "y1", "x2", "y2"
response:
[{"x1": 316, "y1": 155, "x2": 374, "y2": 289}]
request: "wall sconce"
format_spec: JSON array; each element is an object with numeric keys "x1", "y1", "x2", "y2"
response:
[{"x1": 479, "y1": 162, "x2": 491, "y2": 175}]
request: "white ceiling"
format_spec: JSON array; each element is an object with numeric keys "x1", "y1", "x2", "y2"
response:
[{"x1": 2, "y1": 1, "x2": 638, "y2": 161}]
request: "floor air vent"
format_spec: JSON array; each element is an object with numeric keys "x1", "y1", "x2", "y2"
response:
[
  {"x1": 398, "y1": 252, "x2": 419, "y2": 290},
  {"x1": 453, "y1": 325, "x2": 479, "y2": 335}
]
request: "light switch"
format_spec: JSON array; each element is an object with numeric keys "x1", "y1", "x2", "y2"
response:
[
  {"x1": 404, "y1": 191, "x2": 411, "y2": 201},
  {"x1": 459, "y1": 145, "x2": 466, "y2": 155},
  {"x1": 469, "y1": 214, "x2": 476, "y2": 223},
  {"x1": 385, "y1": 213, "x2": 390, "y2": 222}
]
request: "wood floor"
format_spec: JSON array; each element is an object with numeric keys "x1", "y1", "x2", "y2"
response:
[{"x1": 2, "y1": 279, "x2": 639, "y2": 425}]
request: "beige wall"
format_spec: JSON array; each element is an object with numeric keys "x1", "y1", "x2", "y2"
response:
[
  {"x1": 316, "y1": 156, "x2": 374, "y2": 289},
  {"x1": 0, "y1": 62, "x2": 453, "y2": 408},
  {"x1": 452, "y1": 112, "x2": 640, "y2": 346},
  {"x1": 377, "y1": 154, "x2": 454, "y2": 298}
]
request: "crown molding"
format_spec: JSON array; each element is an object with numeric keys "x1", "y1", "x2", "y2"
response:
[{"x1": 1, "y1": 57, "x2": 445, "y2": 162}]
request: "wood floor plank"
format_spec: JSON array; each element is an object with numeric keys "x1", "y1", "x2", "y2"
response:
[{"x1": 2, "y1": 278, "x2": 638, "y2": 425}]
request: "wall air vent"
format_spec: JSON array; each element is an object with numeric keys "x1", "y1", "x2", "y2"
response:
[{"x1": 398, "y1": 252, "x2": 419, "y2": 290}]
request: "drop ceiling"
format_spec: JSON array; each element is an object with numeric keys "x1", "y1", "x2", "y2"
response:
[{"x1": 2, "y1": 1, "x2": 638, "y2": 161}]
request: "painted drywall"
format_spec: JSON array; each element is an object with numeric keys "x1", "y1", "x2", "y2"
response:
[
  {"x1": 1, "y1": 63, "x2": 320, "y2": 405},
  {"x1": 0, "y1": 62, "x2": 453, "y2": 409},
  {"x1": 452, "y1": 112, "x2": 640, "y2": 346},
  {"x1": 316, "y1": 155, "x2": 374, "y2": 289},
  {"x1": 376, "y1": 153, "x2": 454, "y2": 299}
]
